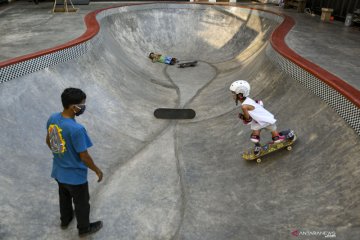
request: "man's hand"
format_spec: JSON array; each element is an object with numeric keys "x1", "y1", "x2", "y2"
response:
[
  {"x1": 79, "y1": 151, "x2": 103, "y2": 183},
  {"x1": 95, "y1": 168, "x2": 103, "y2": 182}
]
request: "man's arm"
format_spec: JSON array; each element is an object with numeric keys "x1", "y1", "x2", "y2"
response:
[
  {"x1": 79, "y1": 151, "x2": 103, "y2": 182},
  {"x1": 46, "y1": 133, "x2": 51, "y2": 150}
]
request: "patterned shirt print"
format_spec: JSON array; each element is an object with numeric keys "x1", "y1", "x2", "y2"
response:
[{"x1": 48, "y1": 124, "x2": 66, "y2": 154}]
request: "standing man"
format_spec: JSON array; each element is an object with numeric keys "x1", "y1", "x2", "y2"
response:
[{"x1": 46, "y1": 88, "x2": 103, "y2": 237}]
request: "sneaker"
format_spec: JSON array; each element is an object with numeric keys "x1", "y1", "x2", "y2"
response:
[
  {"x1": 287, "y1": 130, "x2": 295, "y2": 140},
  {"x1": 60, "y1": 213, "x2": 74, "y2": 230},
  {"x1": 254, "y1": 145, "x2": 262, "y2": 156},
  {"x1": 272, "y1": 135, "x2": 286, "y2": 143},
  {"x1": 79, "y1": 221, "x2": 103, "y2": 237}
]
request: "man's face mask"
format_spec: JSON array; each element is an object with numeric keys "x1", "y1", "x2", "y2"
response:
[{"x1": 74, "y1": 104, "x2": 86, "y2": 116}]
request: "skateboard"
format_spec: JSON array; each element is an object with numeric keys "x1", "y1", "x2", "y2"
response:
[
  {"x1": 242, "y1": 129, "x2": 297, "y2": 163},
  {"x1": 154, "y1": 108, "x2": 196, "y2": 119},
  {"x1": 178, "y1": 61, "x2": 198, "y2": 68}
]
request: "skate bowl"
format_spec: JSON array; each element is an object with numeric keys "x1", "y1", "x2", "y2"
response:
[{"x1": 0, "y1": 3, "x2": 359, "y2": 240}]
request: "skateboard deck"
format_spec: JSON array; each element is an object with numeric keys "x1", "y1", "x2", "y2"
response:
[
  {"x1": 178, "y1": 61, "x2": 197, "y2": 68},
  {"x1": 154, "y1": 108, "x2": 196, "y2": 119},
  {"x1": 242, "y1": 129, "x2": 297, "y2": 163}
]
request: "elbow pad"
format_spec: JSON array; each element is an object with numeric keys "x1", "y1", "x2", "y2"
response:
[
  {"x1": 239, "y1": 113, "x2": 252, "y2": 125},
  {"x1": 255, "y1": 99, "x2": 264, "y2": 107},
  {"x1": 243, "y1": 117, "x2": 252, "y2": 125}
]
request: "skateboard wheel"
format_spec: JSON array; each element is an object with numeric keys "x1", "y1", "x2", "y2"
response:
[
  {"x1": 256, "y1": 158, "x2": 262, "y2": 163},
  {"x1": 287, "y1": 146, "x2": 292, "y2": 151}
]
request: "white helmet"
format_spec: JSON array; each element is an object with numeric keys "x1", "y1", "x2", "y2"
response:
[{"x1": 229, "y1": 80, "x2": 250, "y2": 97}]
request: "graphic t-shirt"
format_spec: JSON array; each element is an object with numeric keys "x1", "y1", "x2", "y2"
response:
[{"x1": 47, "y1": 113, "x2": 92, "y2": 185}]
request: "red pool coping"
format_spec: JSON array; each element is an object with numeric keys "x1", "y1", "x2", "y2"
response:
[
  {"x1": 0, "y1": 2, "x2": 359, "y2": 108},
  {"x1": 270, "y1": 14, "x2": 360, "y2": 108}
]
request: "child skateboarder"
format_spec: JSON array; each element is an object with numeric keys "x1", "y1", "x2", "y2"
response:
[
  {"x1": 230, "y1": 80, "x2": 285, "y2": 156},
  {"x1": 148, "y1": 52, "x2": 177, "y2": 65}
]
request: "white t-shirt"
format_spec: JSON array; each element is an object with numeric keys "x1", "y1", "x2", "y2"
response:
[{"x1": 241, "y1": 97, "x2": 276, "y2": 128}]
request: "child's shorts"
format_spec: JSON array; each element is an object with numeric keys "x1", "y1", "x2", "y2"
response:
[
  {"x1": 164, "y1": 56, "x2": 173, "y2": 64},
  {"x1": 251, "y1": 122, "x2": 277, "y2": 131}
]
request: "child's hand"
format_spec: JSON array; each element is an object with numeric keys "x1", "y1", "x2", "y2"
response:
[{"x1": 239, "y1": 113, "x2": 252, "y2": 125}]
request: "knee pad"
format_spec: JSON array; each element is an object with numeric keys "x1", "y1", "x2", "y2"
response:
[{"x1": 250, "y1": 134, "x2": 260, "y2": 143}]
